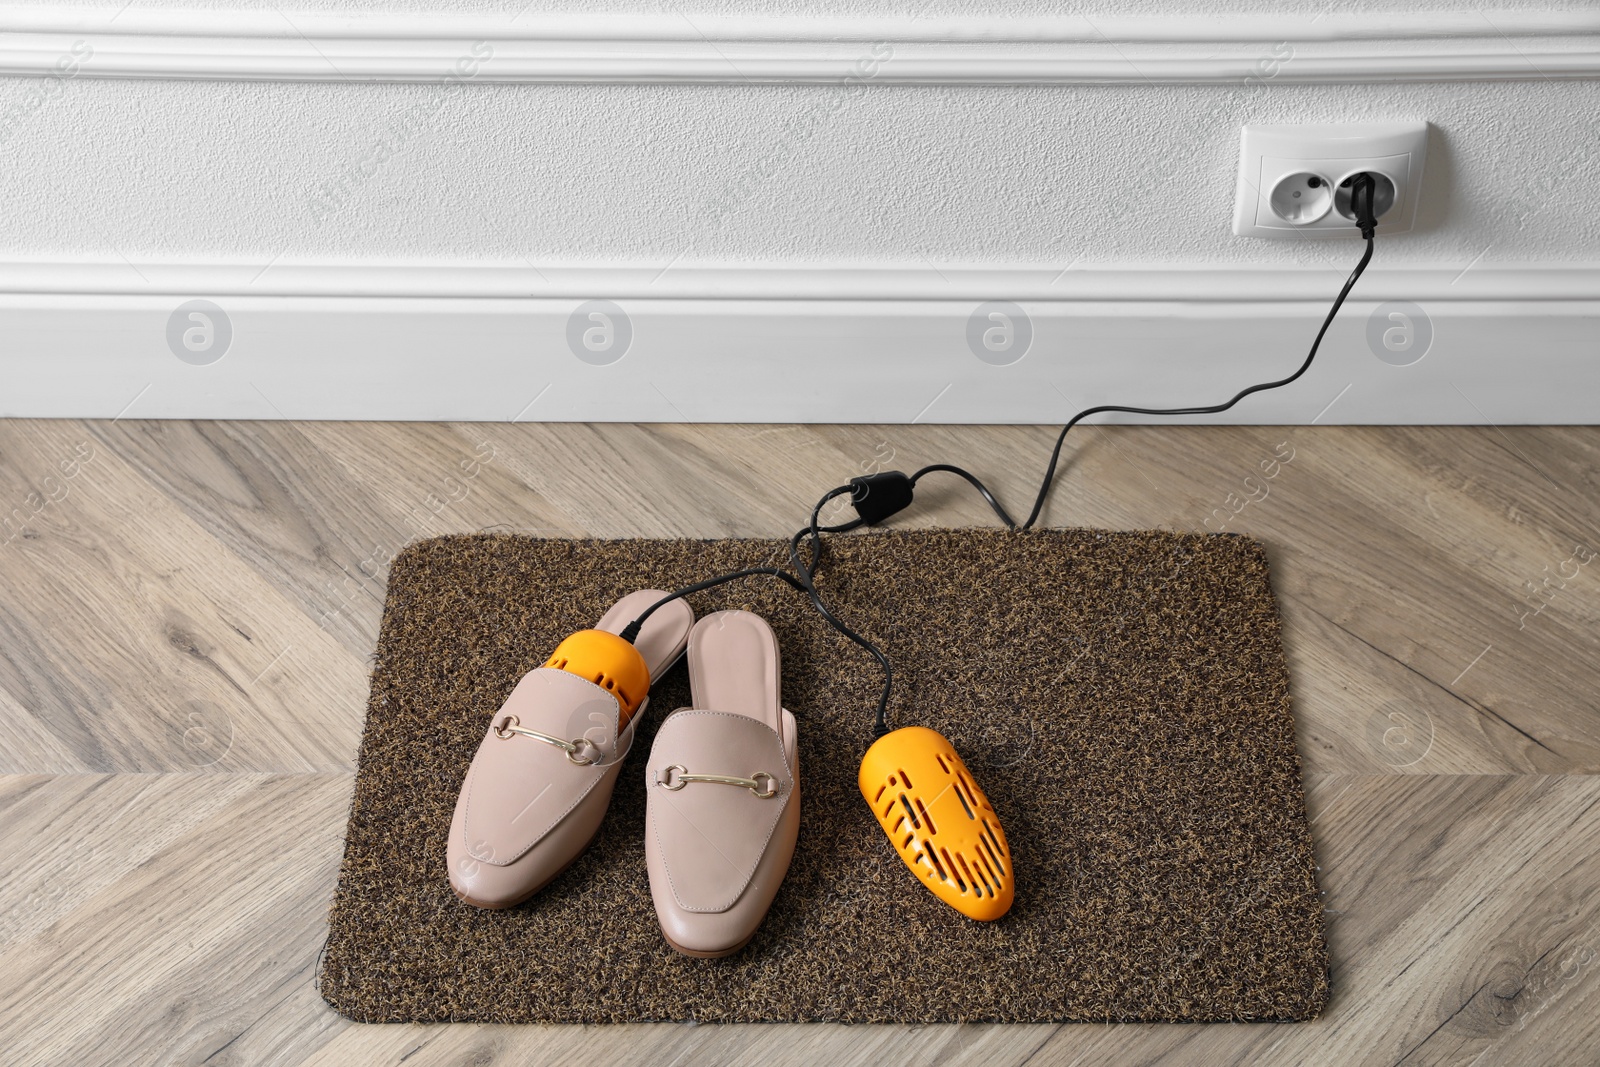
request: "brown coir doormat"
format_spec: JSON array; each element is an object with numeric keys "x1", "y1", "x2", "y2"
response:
[{"x1": 319, "y1": 530, "x2": 1327, "y2": 1024}]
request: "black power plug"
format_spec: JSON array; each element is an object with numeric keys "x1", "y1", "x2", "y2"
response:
[{"x1": 1348, "y1": 172, "x2": 1379, "y2": 240}]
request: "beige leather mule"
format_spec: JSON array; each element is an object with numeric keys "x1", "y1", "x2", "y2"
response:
[
  {"x1": 448, "y1": 590, "x2": 694, "y2": 909},
  {"x1": 644, "y1": 610, "x2": 800, "y2": 957}
]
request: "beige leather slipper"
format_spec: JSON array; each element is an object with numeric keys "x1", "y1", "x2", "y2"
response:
[
  {"x1": 644, "y1": 610, "x2": 800, "y2": 957},
  {"x1": 448, "y1": 590, "x2": 694, "y2": 909}
]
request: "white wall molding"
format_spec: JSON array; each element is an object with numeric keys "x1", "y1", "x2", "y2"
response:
[
  {"x1": 3, "y1": 258, "x2": 1596, "y2": 423},
  {"x1": 3, "y1": 7, "x2": 1598, "y2": 84},
  {"x1": 5, "y1": 257, "x2": 1600, "y2": 302}
]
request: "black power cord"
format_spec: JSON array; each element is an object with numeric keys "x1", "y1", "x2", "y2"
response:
[
  {"x1": 626, "y1": 174, "x2": 1380, "y2": 742},
  {"x1": 899, "y1": 173, "x2": 1380, "y2": 533},
  {"x1": 618, "y1": 485, "x2": 899, "y2": 735}
]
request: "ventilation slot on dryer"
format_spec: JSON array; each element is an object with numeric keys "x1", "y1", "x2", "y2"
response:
[
  {"x1": 898, "y1": 794, "x2": 921, "y2": 830},
  {"x1": 979, "y1": 832, "x2": 1006, "y2": 878},
  {"x1": 982, "y1": 817, "x2": 1007, "y2": 860}
]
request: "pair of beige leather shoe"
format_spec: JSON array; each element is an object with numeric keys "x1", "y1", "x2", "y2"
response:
[{"x1": 447, "y1": 590, "x2": 799, "y2": 958}]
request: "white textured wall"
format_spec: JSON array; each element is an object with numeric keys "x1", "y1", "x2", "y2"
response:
[{"x1": 3, "y1": 72, "x2": 1597, "y2": 267}]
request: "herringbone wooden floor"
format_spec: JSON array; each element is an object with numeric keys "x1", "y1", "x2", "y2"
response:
[{"x1": 1, "y1": 421, "x2": 1597, "y2": 1067}]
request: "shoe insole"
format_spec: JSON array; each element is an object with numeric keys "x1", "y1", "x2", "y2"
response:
[
  {"x1": 596, "y1": 590, "x2": 693, "y2": 681},
  {"x1": 687, "y1": 611, "x2": 783, "y2": 739}
]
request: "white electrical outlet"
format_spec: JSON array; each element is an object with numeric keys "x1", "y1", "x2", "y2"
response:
[{"x1": 1233, "y1": 122, "x2": 1428, "y2": 239}]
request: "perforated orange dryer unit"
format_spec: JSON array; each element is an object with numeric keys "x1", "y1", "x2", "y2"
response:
[
  {"x1": 858, "y1": 725, "x2": 1014, "y2": 920},
  {"x1": 543, "y1": 628, "x2": 651, "y2": 726}
]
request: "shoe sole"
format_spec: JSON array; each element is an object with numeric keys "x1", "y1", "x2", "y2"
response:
[{"x1": 661, "y1": 928, "x2": 757, "y2": 959}]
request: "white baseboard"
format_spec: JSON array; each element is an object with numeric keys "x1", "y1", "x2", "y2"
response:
[
  {"x1": 2, "y1": 6, "x2": 1597, "y2": 84},
  {"x1": 2, "y1": 259, "x2": 1596, "y2": 423}
]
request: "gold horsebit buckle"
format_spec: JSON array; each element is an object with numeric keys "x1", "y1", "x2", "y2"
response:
[
  {"x1": 657, "y1": 764, "x2": 778, "y2": 798},
  {"x1": 493, "y1": 714, "x2": 604, "y2": 766}
]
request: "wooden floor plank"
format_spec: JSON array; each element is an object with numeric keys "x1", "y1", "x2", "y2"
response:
[
  {"x1": 0, "y1": 684, "x2": 81, "y2": 773},
  {"x1": 0, "y1": 420, "x2": 370, "y2": 773},
  {"x1": 1276, "y1": 596, "x2": 1522, "y2": 776},
  {"x1": 0, "y1": 774, "x2": 350, "y2": 1067},
  {"x1": 297, "y1": 1017, "x2": 1058, "y2": 1067},
  {"x1": 84, "y1": 420, "x2": 578, "y2": 660}
]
